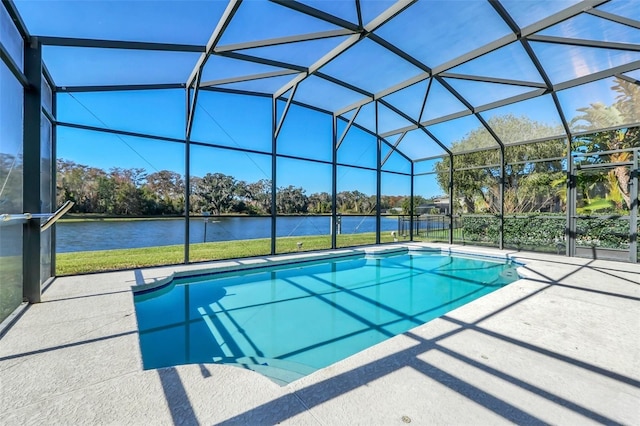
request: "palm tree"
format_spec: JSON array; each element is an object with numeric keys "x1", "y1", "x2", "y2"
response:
[{"x1": 570, "y1": 78, "x2": 640, "y2": 210}]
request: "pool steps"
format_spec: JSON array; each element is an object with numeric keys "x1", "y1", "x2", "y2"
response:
[{"x1": 212, "y1": 356, "x2": 317, "y2": 386}]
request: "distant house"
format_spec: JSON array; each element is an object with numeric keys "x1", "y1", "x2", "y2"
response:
[{"x1": 416, "y1": 197, "x2": 450, "y2": 215}]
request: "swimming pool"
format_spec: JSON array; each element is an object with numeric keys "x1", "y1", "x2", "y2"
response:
[{"x1": 133, "y1": 249, "x2": 519, "y2": 385}]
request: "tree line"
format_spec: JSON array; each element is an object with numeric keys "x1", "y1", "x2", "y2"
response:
[{"x1": 55, "y1": 160, "x2": 412, "y2": 216}]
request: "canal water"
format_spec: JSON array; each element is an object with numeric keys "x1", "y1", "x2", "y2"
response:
[{"x1": 56, "y1": 216, "x2": 403, "y2": 253}]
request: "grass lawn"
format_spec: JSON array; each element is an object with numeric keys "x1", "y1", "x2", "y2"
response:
[{"x1": 56, "y1": 232, "x2": 413, "y2": 275}]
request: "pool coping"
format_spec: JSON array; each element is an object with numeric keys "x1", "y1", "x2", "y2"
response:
[{"x1": 131, "y1": 242, "x2": 530, "y2": 295}]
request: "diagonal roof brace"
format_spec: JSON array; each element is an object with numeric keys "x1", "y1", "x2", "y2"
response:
[
  {"x1": 273, "y1": 33, "x2": 363, "y2": 99},
  {"x1": 273, "y1": 0, "x2": 417, "y2": 100},
  {"x1": 186, "y1": 69, "x2": 202, "y2": 140},
  {"x1": 420, "y1": 110, "x2": 473, "y2": 129},
  {"x1": 382, "y1": 0, "x2": 611, "y2": 100},
  {"x1": 378, "y1": 97, "x2": 453, "y2": 156},
  {"x1": 186, "y1": 0, "x2": 243, "y2": 89},
  {"x1": 336, "y1": 105, "x2": 363, "y2": 149},
  {"x1": 274, "y1": 82, "x2": 299, "y2": 139},
  {"x1": 435, "y1": 76, "x2": 504, "y2": 149},
  {"x1": 367, "y1": 33, "x2": 431, "y2": 74},
  {"x1": 418, "y1": 77, "x2": 433, "y2": 123},
  {"x1": 214, "y1": 28, "x2": 355, "y2": 53},
  {"x1": 381, "y1": 132, "x2": 407, "y2": 166},
  {"x1": 335, "y1": 96, "x2": 374, "y2": 118}
]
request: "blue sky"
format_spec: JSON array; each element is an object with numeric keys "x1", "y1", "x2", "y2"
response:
[
  {"x1": 55, "y1": 88, "x2": 415, "y2": 195},
  {"x1": 11, "y1": 0, "x2": 640, "y2": 198}
]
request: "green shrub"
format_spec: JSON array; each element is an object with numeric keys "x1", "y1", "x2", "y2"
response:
[
  {"x1": 503, "y1": 216, "x2": 565, "y2": 250},
  {"x1": 460, "y1": 214, "x2": 630, "y2": 251},
  {"x1": 461, "y1": 216, "x2": 500, "y2": 245},
  {"x1": 576, "y1": 218, "x2": 630, "y2": 249}
]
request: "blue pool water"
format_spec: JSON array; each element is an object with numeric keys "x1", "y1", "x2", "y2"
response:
[{"x1": 133, "y1": 250, "x2": 518, "y2": 384}]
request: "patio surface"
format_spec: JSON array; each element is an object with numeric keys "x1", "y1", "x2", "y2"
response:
[{"x1": 1, "y1": 244, "x2": 639, "y2": 425}]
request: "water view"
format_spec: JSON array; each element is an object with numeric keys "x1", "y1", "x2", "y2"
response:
[{"x1": 56, "y1": 216, "x2": 403, "y2": 253}]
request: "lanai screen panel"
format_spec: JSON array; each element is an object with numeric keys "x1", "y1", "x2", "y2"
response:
[
  {"x1": 57, "y1": 90, "x2": 186, "y2": 140},
  {"x1": 4, "y1": 0, "x2": 640, "y2": 272},
  {"x1": 1, "y1": 0, "x2": 639, "y2": 283},
  {"x1": 6, "y1": 0, "x2": 638, "y2": 171},
  {"x1": 43, "y1": 47, "x2": 202, "y2": 87},
  {"x1": 292, "y1": 76, "x2": 367, "y2": 113},
  {"x1": 558, "y1": 77, "x2": 640, "y2": 133},
  {"x1": 14, "y1": 0, "x2": 223, "y2": 44},
  {"x1": 374, "y1": 0, "x2": 514, "y2": 70},
  {"x1": 480, "y1": 95, "x2": 566, "y2": 145},
  {"x1": 8, "y1": 0, "x2": 638, "y2": 150}
]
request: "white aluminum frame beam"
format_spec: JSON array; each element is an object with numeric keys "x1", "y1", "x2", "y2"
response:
[
  {"x1": 371, "y1": 0, "x2": 610, "y2": 103},
  {"x1": 200, "y1": 69, "x2": 299, "y2": 88},
  {"x1": 528, "y1": 34, "x2": 640, "y2": 52},
  {"x1": 273, "y1": 0, "x2": 417, "y2": 99},
  {"x1": 214, "y1": 29, "x2": 354, "y2": 53},
  {"x1": 37, "y1": 36, "x2": 205, "y2": 52},
  {"x1": 440, "y1": 72, "x2": 548, "y2": 88},
  {"x1": 587, "y1": 8, "x2": 640, "y2": 30}
]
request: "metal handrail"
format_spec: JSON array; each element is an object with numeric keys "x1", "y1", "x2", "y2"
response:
[{"x1": 0, "y1": 201, "x2": 74, "y2": 231}]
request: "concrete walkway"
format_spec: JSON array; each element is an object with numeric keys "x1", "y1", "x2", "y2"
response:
[{"x1": 1, "y1": 244, "x2": 639, "y2": 425}]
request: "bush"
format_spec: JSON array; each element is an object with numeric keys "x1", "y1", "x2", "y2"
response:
[
  {"x1": 576, "y1": 218, "x2": 630, "y2": 249},
  {"x1": 461, "y1": 216, "x2": 500, "y2": 245},
  {"x1": 503, "y1": 215, "x2": 565, "y2": 250},
  {"x1": 460, "y1": 214, "x2": 631, "y2": 251}
]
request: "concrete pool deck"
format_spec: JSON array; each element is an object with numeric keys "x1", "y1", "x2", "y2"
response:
[{"x1": 1, "y1": 243, "x2": 639, "y2": 425}]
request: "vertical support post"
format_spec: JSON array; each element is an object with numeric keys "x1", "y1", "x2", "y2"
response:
[
  {"x1": 410, "y1": 162, "x2": 414, "y2": 242},
  {"x1": 566, "y1": 138, "x2": 575, "y2": 257},
  {"x1": 331, "y1": 114, "x2": 338, "y2": 249},
  {"x1": 448, "y1": 154, "x2": 454, "y2": 244},
  {"x1": 23, "y1": 38, "x2": 42, "y2": 303},
  {"x1": 184, "y1": 72, "x2": 202, "y2": 264},
  {"x1": 184, "y1": 87, "x2": 191, "y2": 264},
  {"x1": 630, "y1": 149, "x2": 638, "y2": 263},
  {"x1": 375, "y1": 101, "x2": 381, "y2": 245},
  {"x1": 499, "y1": 145, "x2": 505, "y2": 250},
  {"x1": 271, "y1": 96, "x2": 277, "y2": 255},
  {"x1": 50, "y1": 83, "x2": 57, "y2": 276}
]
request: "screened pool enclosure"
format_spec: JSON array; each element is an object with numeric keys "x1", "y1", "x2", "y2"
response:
[{"x1": 1, "y1": 0, "x2": 639, "y2": 322}]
